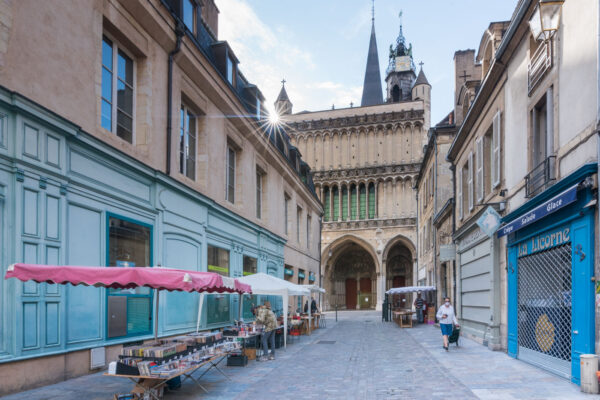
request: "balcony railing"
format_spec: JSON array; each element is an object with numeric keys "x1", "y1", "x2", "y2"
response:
[
  {"x1": 525, "y1": 156, "x2": 556, "y2": 198},
  {"x1": 528, "y1": 40, "x2": 553, "y2": 95}
]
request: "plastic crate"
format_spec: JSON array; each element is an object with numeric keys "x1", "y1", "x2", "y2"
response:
[{"x1": 226, "y1": 354, "x2": 248, "y2": 367}]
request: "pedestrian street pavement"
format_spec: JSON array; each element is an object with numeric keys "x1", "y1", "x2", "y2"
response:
[{"x1": 2, "y1": 310, "x2": 592, "y2": 399}]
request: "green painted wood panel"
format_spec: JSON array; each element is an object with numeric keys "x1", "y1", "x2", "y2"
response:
[
  {"x1": 368, "y1": 183, "x2": 375, "y2": 219},
  {"x1": 333, "y1": 187, "x2": 339, "y2": 221}
]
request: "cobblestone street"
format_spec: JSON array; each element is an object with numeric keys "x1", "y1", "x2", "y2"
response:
[{"x1": 2, "y1": 311, "x2": 590, "y2": 399}]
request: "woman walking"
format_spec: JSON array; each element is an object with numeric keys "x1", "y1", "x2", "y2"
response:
[{"x1": 436, "y1": 297, "x2": 459, "y2": 351}]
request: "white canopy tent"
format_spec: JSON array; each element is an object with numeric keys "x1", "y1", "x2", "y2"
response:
[
  {"x1": 386, "y1": 285, "x2": 436, "y2": 295},
  {"x1": 235, "y1": 273, "x2": 310, "y2": 348},
  {"x1": 300, "y1": 284, "x2": 326, "y2": 319}
]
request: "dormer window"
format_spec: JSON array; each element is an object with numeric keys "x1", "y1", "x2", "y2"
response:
[
  {"x1": 256, "y1": 97, "x2": 261, "y2": 119},
  {"x1": 183, "y1": 0, "x2": 196, "y2": 33},
  {"x1": 226, "y1": 57, "x2": 234, "y2": 85}
]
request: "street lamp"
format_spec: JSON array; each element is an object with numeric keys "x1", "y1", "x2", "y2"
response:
[{"x1": 529, "y1": 0, "x2": 565, "y2": 41}]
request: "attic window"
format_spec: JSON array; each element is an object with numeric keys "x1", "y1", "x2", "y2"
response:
[
  {"x1": 256, "y1": 97, "x2": 261, "y2": 119},
  {"x1": 226, "y1": 57, "x2": 234, "y2": 85},
  {"x1": 183, "y1": 0, "x2": 196, "y2": 33}
]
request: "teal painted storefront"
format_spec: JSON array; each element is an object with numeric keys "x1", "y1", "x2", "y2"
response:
[
  {"x1": 505, "y1": 164, "x2": 597, "y2": 384},
  {"x1": 0, "y1": 88, "x2": 285, "y2": 364}
]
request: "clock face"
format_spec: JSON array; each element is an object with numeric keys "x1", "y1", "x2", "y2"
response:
[{"x1": 395, "y1": 56, "x2": 411, "y2": 72}]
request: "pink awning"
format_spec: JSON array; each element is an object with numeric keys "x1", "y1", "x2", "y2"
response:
[{"x1": 5, "y1": 263, "x2": 251, "y2": 294}]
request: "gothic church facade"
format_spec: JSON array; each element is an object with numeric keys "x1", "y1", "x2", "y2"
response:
[{"x1": 284, "y1": 13, "x2": 431, "y2": 310}]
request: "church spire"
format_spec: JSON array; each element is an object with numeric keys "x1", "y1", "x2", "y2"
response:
[
  {"x1": 361, "y1": 0, "x2": 383, "y2": 107},
  {"x1": 274, "y1": 79, "x2": 293, "y2": 115}
]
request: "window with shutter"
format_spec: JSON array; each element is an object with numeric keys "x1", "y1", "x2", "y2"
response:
[
  {"x1": 457, "y1": 166, "x2": 463, "y2": 220},
  {"x1": 476, "y1": 137, "x2": 484, "y2": 202},
  {"x1": 468, "y1": 152, "x2": 474, "y2": 211},
  {"x1": 492, "y1": 111, "x2": 501, "y2": 187}
]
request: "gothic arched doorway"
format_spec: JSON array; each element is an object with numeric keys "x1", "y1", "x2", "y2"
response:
[
  {"x1": 326, "y1": 241, "x2": 377, "y2": 310},
  {"x1": 385, "y1": 242, "x2": 413, "y2": 309}
]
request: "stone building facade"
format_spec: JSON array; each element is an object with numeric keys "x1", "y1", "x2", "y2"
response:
[
  {"x1": 414, "y1": 112, "x2": 455, "y2": 307},
  {"x1": 285, "y1": 14, "x2": 431, "y2": 311},
  {"x1": 0, "y1": 0, "x2": 320, "y2": 393}
]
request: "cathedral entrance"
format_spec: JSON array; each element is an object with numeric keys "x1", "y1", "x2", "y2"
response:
[
  {"x1": 385, "y1": 241, "x2": 414, "y2": 309},
  {"x1": 325, "y1": 241, "x2": 377, "y2": 310}
]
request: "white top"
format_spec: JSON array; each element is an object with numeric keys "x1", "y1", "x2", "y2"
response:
[{"x1": 436, "y1": 304, "x2": 458, "y2": 325}]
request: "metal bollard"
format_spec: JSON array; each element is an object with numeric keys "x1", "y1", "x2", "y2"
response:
[
  {"x1": 580, "y1": 354, "x2": 599, "y2": 394},
  {"x1": 335, "y1": 304, "x2": 338, "y2": 322}
]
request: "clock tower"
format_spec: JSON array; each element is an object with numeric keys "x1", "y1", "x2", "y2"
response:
[{"x1": 385, "y1": 11, "x2": 417, "y2": 103}]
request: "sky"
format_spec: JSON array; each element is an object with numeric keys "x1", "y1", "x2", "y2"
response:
[{"x1": 216, "y1": 0, "x2": 518, "y2": 125}]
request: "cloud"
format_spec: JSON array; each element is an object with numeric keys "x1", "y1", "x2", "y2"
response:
[{"x1": 216, "y1": 0, "x2": 356, "y2": 114}]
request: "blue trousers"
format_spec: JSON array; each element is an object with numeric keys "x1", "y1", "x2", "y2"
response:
[
  {"x1": 416, "y1": 308, "x2": 424, "y2": 323},
  {"x1": 261, "y1": 330, "x2": 275, "y2": 357}
]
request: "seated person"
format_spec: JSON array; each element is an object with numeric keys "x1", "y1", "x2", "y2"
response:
[{"x1": 310, "y1": 298, "x2": 318, "y2": 313}]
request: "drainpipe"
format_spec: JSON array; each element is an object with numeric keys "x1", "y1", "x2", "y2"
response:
[
  {"x1": 433, "y1": 131, "x2": 438, "y2": 305},
  {"x1": 166, "y1": 23, "x2": 185, "y2": 175}
]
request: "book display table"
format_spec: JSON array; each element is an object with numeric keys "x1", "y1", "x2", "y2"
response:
[{"x1": 105, "y1": 353, "x2": 230, "y2": 400}]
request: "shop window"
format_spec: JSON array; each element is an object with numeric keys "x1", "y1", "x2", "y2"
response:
[
  {"x1": 206, "y1": 245, "x2": 230, "y2": 325},
  {"x1": 101, "y1": 36, "x2": 135, "y2": 143},
  {"x1": 107, "y1": 215, "x2": 152, "y2": 338},
  {"x1": 243, "y1": 255, "x2": 257, "y2": 276},
  {"x1": 179, "y1": 104, "x2": 197, "y2": 180}
]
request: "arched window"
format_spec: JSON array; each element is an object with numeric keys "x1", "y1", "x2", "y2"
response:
[
  {"x1": 332, "y1": 186, "x2": 340, "y2": 221},
  {"x1": 323, "y1": 187, "x2": 330, "y2": 222},
  {"x1": 368, "y1": 183, "x2": 376, "y2": 219},
  {"x1": 350, "y1": 184, "x2": 357, "y2": 220},
  {"x1": 392, "y1": 85, "x2": 400, "y2": 102},
  {"x1": 359, "y1": 184, "x2": 366, "y2": 220},
  {"x1": 341, "y1": 186, "x2": 349, "y2": 221}
]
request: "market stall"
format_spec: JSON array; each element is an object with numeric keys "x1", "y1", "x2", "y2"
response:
[
  {"x1": 4, "y1": 263, "x2": 252, "y2": 399},
  {"x1": 234, "y1": 273, "x2": 309, "y2": 347},
  {"x1": 384, "y1": 286, "x2": 436, "y2": 324},
  {"x1": 301, "y1": 284, "x2": 326, "y2": 330}
]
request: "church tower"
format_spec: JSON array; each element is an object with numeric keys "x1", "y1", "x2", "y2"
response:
[
  {"x1": 274, "y1": 80, "x2": 293, "y2": 115},
  {"x1": 385, "y1": 11, "x2": 417, "y2": 103},
  {"x1": 360, "y1": 1, "x2": 383, "y2": 106}
]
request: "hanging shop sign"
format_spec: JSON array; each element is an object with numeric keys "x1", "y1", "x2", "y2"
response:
[
  {"x1": 284, "y1": 267, "x2": 294, "y2": 276},
  {"x1": 477, "y1": 206, "x2": 502, "y2": 237},
  {"x1": 497, "y1": 184, "x2": 578, "y2": 238}
]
